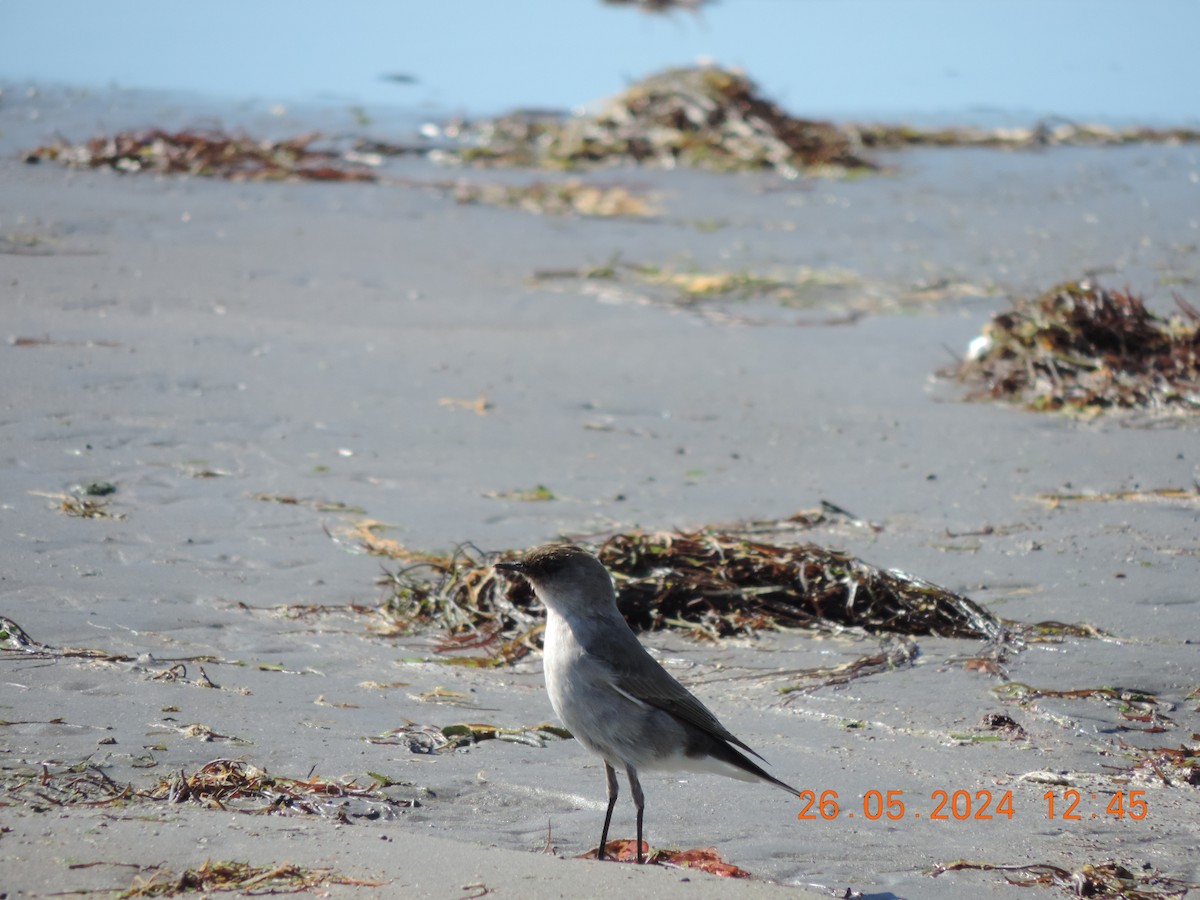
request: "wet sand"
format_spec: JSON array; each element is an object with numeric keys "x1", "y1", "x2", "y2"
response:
[{"x1": 2, "y1": 88, "x2": 1198, "y2": 898}]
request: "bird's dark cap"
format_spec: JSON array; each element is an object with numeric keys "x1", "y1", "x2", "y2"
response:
[{"x1": 493, "y1": 544, "x2": 592, "y2": 581}]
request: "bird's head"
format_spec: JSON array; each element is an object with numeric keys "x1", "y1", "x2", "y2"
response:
[{"x1": 495, "y1": 544, "x2": 618, "y2": 618}]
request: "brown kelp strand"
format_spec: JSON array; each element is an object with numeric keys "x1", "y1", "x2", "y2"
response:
[
  {"x1": 25, "y1": 129, "x2": 377, "y2": 182},
  {"x1": 438, "y1": 65, "x2": 877, "y2": 176},
  {"x1": 374, "y1": 530, "x2": 1008, "y2": 655},
  {"x1": 945, "y1": 280, "x2": 1200, "y2": 415},
  {"x1": 1128, "y1": 742, "x2": 1200, "y2": 787},
  {"x1": 931, "y1": 860, "x2": 1193, "y2": 898}
]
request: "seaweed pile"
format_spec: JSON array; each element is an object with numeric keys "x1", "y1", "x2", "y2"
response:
[
  {"x1": 946, "y1": 281, "x2": 1200, "y2": 415},
  {"x1": 597, "y1": 532, "x2": 1003, "y2": 639},
  {"x1": 373, "y1": 529, "x2": 1006, "y2": 660},
  {"x1": 25, "y1": 129, "x2": 377, "y2": 182},
  {"x1": 443, "y1": 65, "x2": 876, "y2": 176}
]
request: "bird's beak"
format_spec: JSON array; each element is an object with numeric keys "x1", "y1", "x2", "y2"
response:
[{"x1": 494, "y1": 560, "x2": 525, "y2": 576}]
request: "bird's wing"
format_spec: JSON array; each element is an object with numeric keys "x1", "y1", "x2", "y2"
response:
[
  {"x1": 570, "y1": 611, "x2": 767, "y2": 760},
  {"x1": 607, "y1": 649, "x2": 766, "y2": 762}
]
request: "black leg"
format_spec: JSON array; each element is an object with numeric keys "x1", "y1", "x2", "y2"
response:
[
  {"x1": 625, "y1": 765, "x2": 645, "y2": 864},
  {"x1": 598, "y1": 763, "x2": 619, "y2": 861}
]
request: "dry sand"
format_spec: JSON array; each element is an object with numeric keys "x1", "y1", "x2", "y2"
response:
[{"x1": 2, "y1": 87, "x2": 1198, "y2": 898}]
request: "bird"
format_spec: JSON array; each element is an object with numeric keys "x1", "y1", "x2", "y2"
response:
[{"x1": 495, "y1": 543, "x2": 800, "y2": 863}]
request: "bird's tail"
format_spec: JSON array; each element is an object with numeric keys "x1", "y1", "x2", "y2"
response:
[{"x1": 693, "y1": 735, "x2": 802, "y2": 796}]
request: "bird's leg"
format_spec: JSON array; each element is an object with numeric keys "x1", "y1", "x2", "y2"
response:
[
  {"x1": 625, "y1": 765, "x2": 645, "y2": 864},
  {"x1": 598, "y1": 763, "x2": 619, "y2": 861}
]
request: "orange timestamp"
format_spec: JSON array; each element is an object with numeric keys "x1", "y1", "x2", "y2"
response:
[{"x1": 796, "y1": 789, "x2": 1150, "y2": 822}]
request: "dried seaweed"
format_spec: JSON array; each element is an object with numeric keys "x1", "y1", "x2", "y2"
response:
[
  {"x1": 931, "y1": 859, "x2": 1192, "y2": 898},
  {"x1": 596, "y1": 532, "x2": 1003, "y2": 639},
  {"x1": 438, "y1": 393, "x2": 494, "y2": 415},
  {"x1": 1017, "y1": 620, "x2": 1112, "y2": 641},
  {"x1": 111, "y1": 859, "x2": 383, "y2": 897},
  {"x1": 1034, "y1": 488, "x2": 1200, "y2": 509},
  {"x1": 0, "y1": 616, "x2": 237, "y2": 682},
  {"x1": 452, "y1": 179, "x2": 657, "y2": 217},
  {"x1": 944, "y1": 280, "x2": 1200, "y2": 415},
  {"x1": 531, "y1": 257, "x2": 990, "y2": 320},
  {"x1": 2, "y1": 758, "x2": 420, "y2": 821},
  {"x1": 10, "y1": 334, "x2": 117, "y2": 347},
  {"x1": 24, "y1": 130, "x2": 655, "y2": 216},
  {"x1": 142, "y1": 758, "x2": 417, "y2": 818},
  {"x1": 371, "y1": 530, "x2": 1008, "y2": 662},
  {"x1": 994, "y1": 683, "x2": 1173, "y2": 732},
  {"x1": 0, "y1": 614, "x2": 139, "y2": 663},
  {"x1": 25, "y1": 129, "x2": 377, "y2": 182},
  {"x1": 29, "y1": 489, "x2": 125, "y2": 519},
  {"x1": 1126, "y1": 740, "x2": 1200, "y2": 787},
  {"x1": 383, "y1": 174, "x2": 658, "y2": 218},
  {"x1": 374, "y1": 543, "x2": 542, "y2": 651},
  {"x1": 0, "y1": 233, "x2": 61, "y2": 256},
  {"x1": 728, "y1": 501, "x2": 883, "y2": 535},
  {"x1": 438, "y1": 65, "x2": 876, "y2": 176},
  {"x1": 631, "y1": 265, "x2": 858, "y2": 304},
  {"x1": 367, "y1": 721, "x2": 571, "y2": 752},
  {"x1": 1, "y1": 762, "x2": 134, "y2": 810},
  {"x1": 775, "y1": 638, "x2": 920, "y2": 695},
  {"x1": 153, "y1": 722, "x2": 251, "y2": 745},
  {"x1": 27, "y1": 104, "x2": 1200, "y2": 198},
  {"x1": 248, "y1": 491, "x2": 365, "y2": 513},
  {"x1": 483, "y1": 484, "x2": 557, "y2": 502}
]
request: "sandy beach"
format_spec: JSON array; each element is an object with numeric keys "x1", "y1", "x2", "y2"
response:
[{"x1": 2, "y1": 86, "x2": 1198, "y2": 898}]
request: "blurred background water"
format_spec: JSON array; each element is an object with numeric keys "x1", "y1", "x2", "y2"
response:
[{"x1": 1, "y1": 0, "x2": 1197, "y2": 129}]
